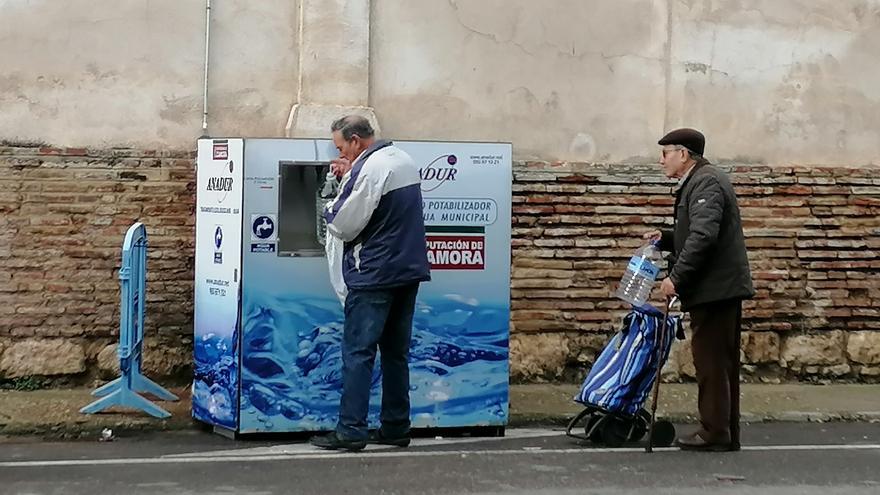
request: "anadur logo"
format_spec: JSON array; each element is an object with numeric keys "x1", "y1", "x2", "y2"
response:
[
  {"x1": 206, "y1": 160, "x2": 234, "y2": 204},
  {"x1": 420, "y1": 154, "x2": 458, "y2": 192}
]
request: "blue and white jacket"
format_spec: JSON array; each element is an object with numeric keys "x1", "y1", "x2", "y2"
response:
[{"x1": 323, "y1": 140, "x2": 431, "y2": 290}]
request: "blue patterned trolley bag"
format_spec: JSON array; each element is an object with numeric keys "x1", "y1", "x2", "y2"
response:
[{"x1": 566, "y1": 302, "x2": 682, "y2": 448}]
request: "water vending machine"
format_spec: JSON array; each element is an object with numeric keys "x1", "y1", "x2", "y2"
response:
[{"x1": 192, "y1": 138, "x2": 512, "y2": 435}]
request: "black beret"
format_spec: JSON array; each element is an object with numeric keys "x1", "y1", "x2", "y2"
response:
[{"x1": 658, "y1": 128, "x2": 705, "y2": 156}]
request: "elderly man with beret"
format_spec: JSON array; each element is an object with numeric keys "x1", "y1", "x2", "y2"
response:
[{"x1": 644, "y1": 128, "x2": 755, "y2": 452}]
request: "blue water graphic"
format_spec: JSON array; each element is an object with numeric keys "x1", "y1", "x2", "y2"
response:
[
  {"x1": 192, "y1": 330, "x2": 239, "y2": 429},
  {"x1": 234, "y1": 292, "x2": 509, "y2": 432}
]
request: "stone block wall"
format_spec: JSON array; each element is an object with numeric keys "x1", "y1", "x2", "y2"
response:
[
  {"x1": 0, "y1": 145, "x2": 195, "y2": 381},
  {"x1": 510, "y1": 162, "x2": 880, "y2": 383},
  {"x1": 1, "y1": 145, "x2": 878, "y2": 384}
]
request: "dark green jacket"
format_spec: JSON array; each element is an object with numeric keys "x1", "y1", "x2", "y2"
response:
[{"x1": 659, "y1": 159, "x2": 755, "y2": 311}]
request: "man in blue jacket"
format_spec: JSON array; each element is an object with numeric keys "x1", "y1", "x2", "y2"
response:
[{"x1": 311, "y1": 115, "x2": 431, "y2": 451}]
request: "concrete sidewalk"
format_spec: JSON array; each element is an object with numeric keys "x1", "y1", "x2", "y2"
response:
[
  {"x1": 1, "y1": 383, "x2": 878, "y2": 440},
  {"x1": 510, "y1": 383, "x2": 880, "y2": 425}
]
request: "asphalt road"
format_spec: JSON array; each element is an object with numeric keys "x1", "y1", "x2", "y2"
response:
[{"x1": 2, "y1": 423, "x2": 879, "y2": 494}]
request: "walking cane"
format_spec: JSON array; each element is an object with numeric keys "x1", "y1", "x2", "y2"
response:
[{"x1": 646, "y1": 295, "x2": 676, "y2": 453}]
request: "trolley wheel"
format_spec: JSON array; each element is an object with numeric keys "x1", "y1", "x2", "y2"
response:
[
  {"x1": 629, "y1": 409, "x2": 651, "y2": 442},
  {"x1": 600, "y1": 417, "x2": 630, "y2": 448},
  {"x1": 585, "y1": 414, "x2": 602, "y2": 442},
  {"x1": 650, "y1": 420, "x2": 676, "y2": 447}
]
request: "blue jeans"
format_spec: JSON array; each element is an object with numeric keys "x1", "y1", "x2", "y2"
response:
[{"x1": 336, "y1": 283, "x2": 419, "y2": 441}]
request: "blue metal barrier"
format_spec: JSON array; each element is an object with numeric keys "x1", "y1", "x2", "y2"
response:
[{"x1": 81, "y1": 223, "x2": 178, "y2": 418}]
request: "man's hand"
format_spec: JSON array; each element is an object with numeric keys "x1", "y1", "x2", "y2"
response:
[
  {"x1": 643, "y1": 230, "x2": 662, "y2": 242},
  {"x1": 331, "y1": 157, "x2": 352, "y2": 178},
  {"x1": 660, "y1": 277, "x2": 677, "y2": 297}
]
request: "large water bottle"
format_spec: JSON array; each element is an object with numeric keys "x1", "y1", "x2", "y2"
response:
[
  {"x1": 615, "y1": 241, "x2": 662, "y2": 306},
  {"x1": 316, "y1": 170, "x2": 340, "y2": 246}
]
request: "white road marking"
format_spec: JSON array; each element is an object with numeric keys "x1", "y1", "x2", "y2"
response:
[
  {"x1": 165, "y1": 428, "x2": 561, "y2": 458},
  {"x1": 2, "y1": 443, "x2": 880, "y2": 469}
]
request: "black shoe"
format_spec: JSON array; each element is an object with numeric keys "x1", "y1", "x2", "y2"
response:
[
  {"x1": 310, "y1": 432, "x2": 366, "y2": 451},
  {"x1": 675, "y1": 432, "x2": 731, "y2": 452},
  {"x1": 368, "y1": 430, "x2": 411, "y2": 447}
]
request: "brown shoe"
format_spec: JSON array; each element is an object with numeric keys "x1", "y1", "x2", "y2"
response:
[{"x1": 675, "y1": 432, "x2": 731, "y2": 452}]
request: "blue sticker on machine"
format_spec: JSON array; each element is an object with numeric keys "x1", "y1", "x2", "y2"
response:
[
  {"x1": 251, "y1": 243, "x2": 276, "y2": 253},
  {"x1": 252, "y1": 216, "x2": 276, "y2": 240}
]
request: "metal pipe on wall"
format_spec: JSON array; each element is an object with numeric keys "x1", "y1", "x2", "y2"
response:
[{"x1": 202, "y1": 0, "x2": 212, "y2": 132}]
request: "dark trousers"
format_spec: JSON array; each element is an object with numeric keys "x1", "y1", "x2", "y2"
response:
[
  {"x1": 689, "y1": 298, "x2": 742, "y2": 448},
  {"x1": 336, "y1": 283, "x2": 419, "y2": 441}
]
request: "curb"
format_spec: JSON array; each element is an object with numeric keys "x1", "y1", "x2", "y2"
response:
[
  {"x1": 0, "y1": 418, "x2": 196, "y2": 441},
  {"x1": 507, "y1": 411, "x2": 880, "y2": 428},
  {"x1": 4, "y1": 412, "x2": 880, "y2": 441}
]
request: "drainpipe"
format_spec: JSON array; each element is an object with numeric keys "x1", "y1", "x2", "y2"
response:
[{"x1": 202, "y1": 0, "x2": 212, "y2": 132}]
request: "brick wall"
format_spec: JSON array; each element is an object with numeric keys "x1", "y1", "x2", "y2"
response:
[
  {"x1": 1, "y1": 146, "x2": 879, "y2": 384},
  {"x1": 510, "y1": 162, "x2": 880, "y2": 383},
  {"x1": 0, "y1": 145, "x2": 195, "y2": 381}
]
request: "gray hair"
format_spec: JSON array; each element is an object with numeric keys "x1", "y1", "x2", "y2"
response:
[
  {"x1": 330, "y1": 115, "x2": 375, "y2": 141},
  {"x1": 669, "y1": 144, "x2": 702, "y2": 161}
]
